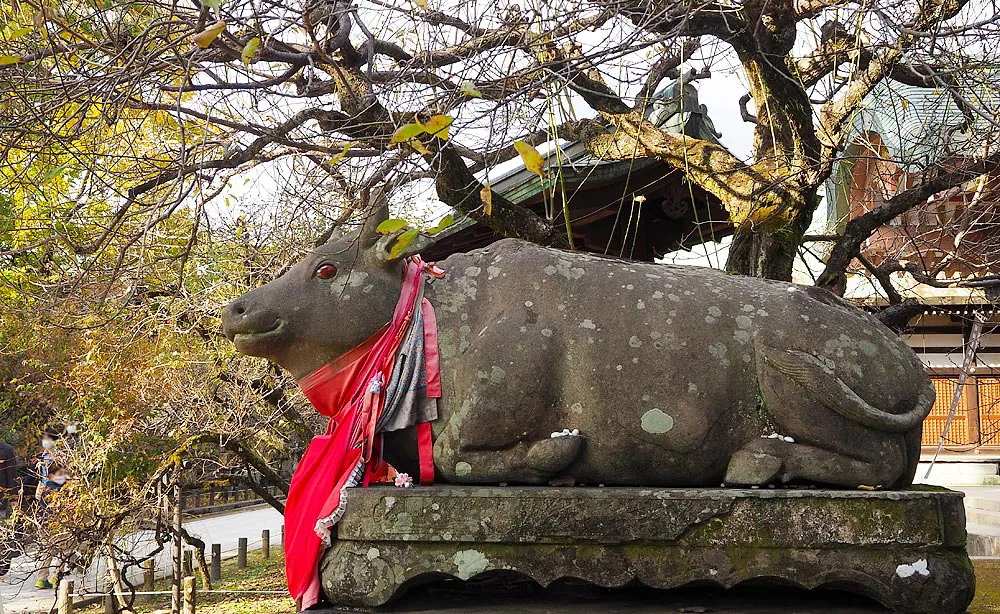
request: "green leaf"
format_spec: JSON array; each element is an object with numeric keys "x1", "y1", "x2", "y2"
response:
[
  {"x1": 9, "y1": 26, "x2": 32, "y2": 40},
  {"x1": 0, "y1": 55, "x2": 20, "y2": 65},
  {"x1": 390, "y1": 122, "x2": 426, "y2": 144},
  {"x1": 241, "y1": 36, "x2": 260, "y2": 65},
  {"x1": 42, "y1": 165, "x2": 67, "y2": 182},
  {"x1": 201, "y1": 0, "x2": 222, "y2": 10},
  {"x1": 376, "y1": 218, "x2": 409, "y2": 235},
  {"x1": 459, "y1": 80, "x2": 483, "y2": 98},
  {"x1": 389, "y1": 228, "x2": 419, "y2": 259},
  {"x1": 427, "y1": 214, "x2": 454, "y2": 235},
  {"x1": 423, "y1": 115, "x2": 452, "y2": 140}
]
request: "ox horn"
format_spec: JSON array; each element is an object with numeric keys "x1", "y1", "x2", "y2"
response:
[{"x1": 358, "y1": 186, "x2": 390, "y2": 248}]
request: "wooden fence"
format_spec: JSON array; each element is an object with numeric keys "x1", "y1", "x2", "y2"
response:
[
  {"x1": 180, "y1": 486, "x2": 285, "y2": 515},
  {"x1": 57, "y1": 527, "x2": 284, "y2": 614}
]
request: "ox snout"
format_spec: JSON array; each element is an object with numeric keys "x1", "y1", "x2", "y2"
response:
[{"x1": 221, "y1": 295, "x2": 290, "y2": 357}]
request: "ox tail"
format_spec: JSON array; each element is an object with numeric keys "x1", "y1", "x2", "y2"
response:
[{"x1": 760, "y1": 346, "x2": 935, "y2": 433}]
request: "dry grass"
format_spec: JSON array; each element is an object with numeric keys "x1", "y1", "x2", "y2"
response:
[
  {"x1": 972, "y1": 559, "x2": 1000, "y2": 613},
  {"x1": 78, "y1": 550, "x2": 294, "y2": 614}
]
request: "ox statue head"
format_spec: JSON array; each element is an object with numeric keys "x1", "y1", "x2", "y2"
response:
[{"x1": 221, "y1": 194, "x2": 434, "y2": 379}]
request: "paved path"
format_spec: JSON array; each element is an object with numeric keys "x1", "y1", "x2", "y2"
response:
[{"x1": 0, "y1": 506, "x2": 283, "y2": 614}]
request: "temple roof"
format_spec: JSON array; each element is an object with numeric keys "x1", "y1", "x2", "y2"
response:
[{"x1": 423, "y1": 75, "x2": 731, "y2": 262}]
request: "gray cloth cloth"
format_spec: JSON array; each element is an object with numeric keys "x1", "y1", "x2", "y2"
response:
[{"x1": 377, "y1": 299, "x2": 438, "y2": 433}]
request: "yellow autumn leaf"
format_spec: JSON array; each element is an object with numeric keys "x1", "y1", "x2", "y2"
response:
[
  {"x1": 241, "y1": 36, "x2": 260, "y2": 65},
  {"x1": 414, "y1": 0, "x2": 427, "y2": 8},
  {"x1": 389, "y1": 228, "x2": 420, "y2": 259},
  {"x1": 328, "y1": 144, "x2": 351, "y2": 164},
  {"x1": 459, "y1": 80, "x2": 483, "y2": 98},
  {"x1": 192, "y1": 21, "x2": 226, "y2": 49},
  {"x1": 390, "y1": 122, "x2": 426, "y2": 144},
  {"x1": 0, "y1": 55, "x2": 20, "y2": 65},
  {"x1": 514, "y1": 141, "x2": 545, "y2": 177},
  {"x1": 409, "y1": 140, "x2": 432, "y2": 155},
  {"x1": 423, "y1": 115, "x2": 452, "y2": 140},
  {"x1": 481, "y1": 184, "x2": 492, "y2": 215}
]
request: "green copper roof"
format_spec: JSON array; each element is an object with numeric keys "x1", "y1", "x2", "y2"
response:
[{"x1": 488, "y1": 74, "x2": 723, "y2": 205}]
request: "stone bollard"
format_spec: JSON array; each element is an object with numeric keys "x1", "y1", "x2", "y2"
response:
[
  {"x1": 237, "y1": 538, "x2": 247, "y2": 569},
  {"x1": 57, "y1": 579, "x2": 74, "y2": 614},
  {"x1": 261, "y1": 530, "x2": 270, "y2": 559},
  {"x1": 181, "y1": 576, "x2": 196, "y2": 614},
  {"x1": 210, "y1": 544, "x2": 221, "y2": 581},
  {"x1": 280, "y1": 524, "x2": 284, "y2": 547}
]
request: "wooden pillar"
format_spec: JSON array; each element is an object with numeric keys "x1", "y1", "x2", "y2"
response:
[
  {"x1": 181, "y1": 577, "x2": 196, "y2": 614},
  {"x1": 261, "y1": 530, "x2": 270, "y2": 559},
  {"x1": 143, "y1": 559, "x2": 155, "y2": 596},
  {"x1": 183, "y1": 551, "x2": 193, "y2": 577},
  {"x1": 210, "y1": 545, "x2": 221, "y2": 581},
  {"x1": 237, "y1": 538, "x2": 248, "y2": 569},
  {"x1": 968, "y1": 375, "x2": 982, "y2": 445},
  {"x1": 57, "y1": 579, "x2": 74, "y2": 614},
  {"x1": 172, "y1": 484, "x2": 183, "y2": 614}
]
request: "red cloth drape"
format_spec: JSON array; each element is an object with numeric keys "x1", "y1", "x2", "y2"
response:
[{"x1": 283, "y1": 258, "x2": 440, "y2": 610}]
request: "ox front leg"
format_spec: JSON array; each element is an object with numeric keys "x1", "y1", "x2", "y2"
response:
[{"x1": 435, "y1": 433, "x2": 585, "y2": 485}]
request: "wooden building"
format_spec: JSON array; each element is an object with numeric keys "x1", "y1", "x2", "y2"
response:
[
  {"x1": 824, "y1": 78, "x2": 1000, "y2": 457},
  {"x1": 423, "y1": 77, "x2": 732, "y2": 262}
]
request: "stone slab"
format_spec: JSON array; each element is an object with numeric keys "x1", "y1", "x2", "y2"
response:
[{"x1": 319, "y1": 486, "x2": 975, "y2": 613}]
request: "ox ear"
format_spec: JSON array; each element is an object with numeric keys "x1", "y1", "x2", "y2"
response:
[
  {"x1": 374, "y1": 229, "x2": 437, "y2": 263},
  {"x1": 317, "y1": 226, "x2": 345, "y2": 246},
  {"x1": 357, "y1": 187, "x2": 390, "y2": 248}
]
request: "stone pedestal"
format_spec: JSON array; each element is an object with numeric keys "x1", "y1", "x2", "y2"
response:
[{"x1": 319, "y1": 486, "x2": 974, "y2": 613}]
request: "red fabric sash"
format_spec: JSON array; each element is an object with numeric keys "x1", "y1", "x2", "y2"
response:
[{"x1": 284, "y1": 258, "x2": 440, "y2": 610}]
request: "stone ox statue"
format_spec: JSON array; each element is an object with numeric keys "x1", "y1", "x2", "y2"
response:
[{"x1": 222, "y1": 208, "x2": 934, "y2": 489}]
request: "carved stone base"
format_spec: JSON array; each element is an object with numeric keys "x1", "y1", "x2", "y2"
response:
[{"x1": 319, "y1": 486, "x2": 975, "y2": 613}]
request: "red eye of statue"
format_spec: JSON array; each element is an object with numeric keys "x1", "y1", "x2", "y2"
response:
[{"x1": 315, "y1": 264, "x2": 337, "y2": 279}]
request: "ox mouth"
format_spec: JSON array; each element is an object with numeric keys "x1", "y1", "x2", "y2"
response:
[{"x1": 231, "y1": 320, "x2": 287, "y2": 350}]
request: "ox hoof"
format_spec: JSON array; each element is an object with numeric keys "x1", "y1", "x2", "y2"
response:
[
  {"x1": 526, "y1": 434, "x2": 585, "y2": 477},
  {"x1": 725, "y1": 450, "x2": 782, "y2": 486}
]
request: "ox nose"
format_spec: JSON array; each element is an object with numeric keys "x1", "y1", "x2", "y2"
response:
[{"x1": 221, "y1": 299, "x2": 249, "y2": 340}]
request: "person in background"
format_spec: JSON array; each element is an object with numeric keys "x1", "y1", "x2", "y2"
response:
[
  {"x1": 0, "y1": 441, "x2": 23, "y2": 577},
  {"x1": 22, "y1": 427, "x2": 60, "y2": 503},
  {"x1": 34, "y1": 463, "x2": 68, "y2": 589}
]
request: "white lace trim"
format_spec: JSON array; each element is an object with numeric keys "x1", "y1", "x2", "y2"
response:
[{"x1": 313, "y1": 459, "x2": 366, "y2": 546}]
